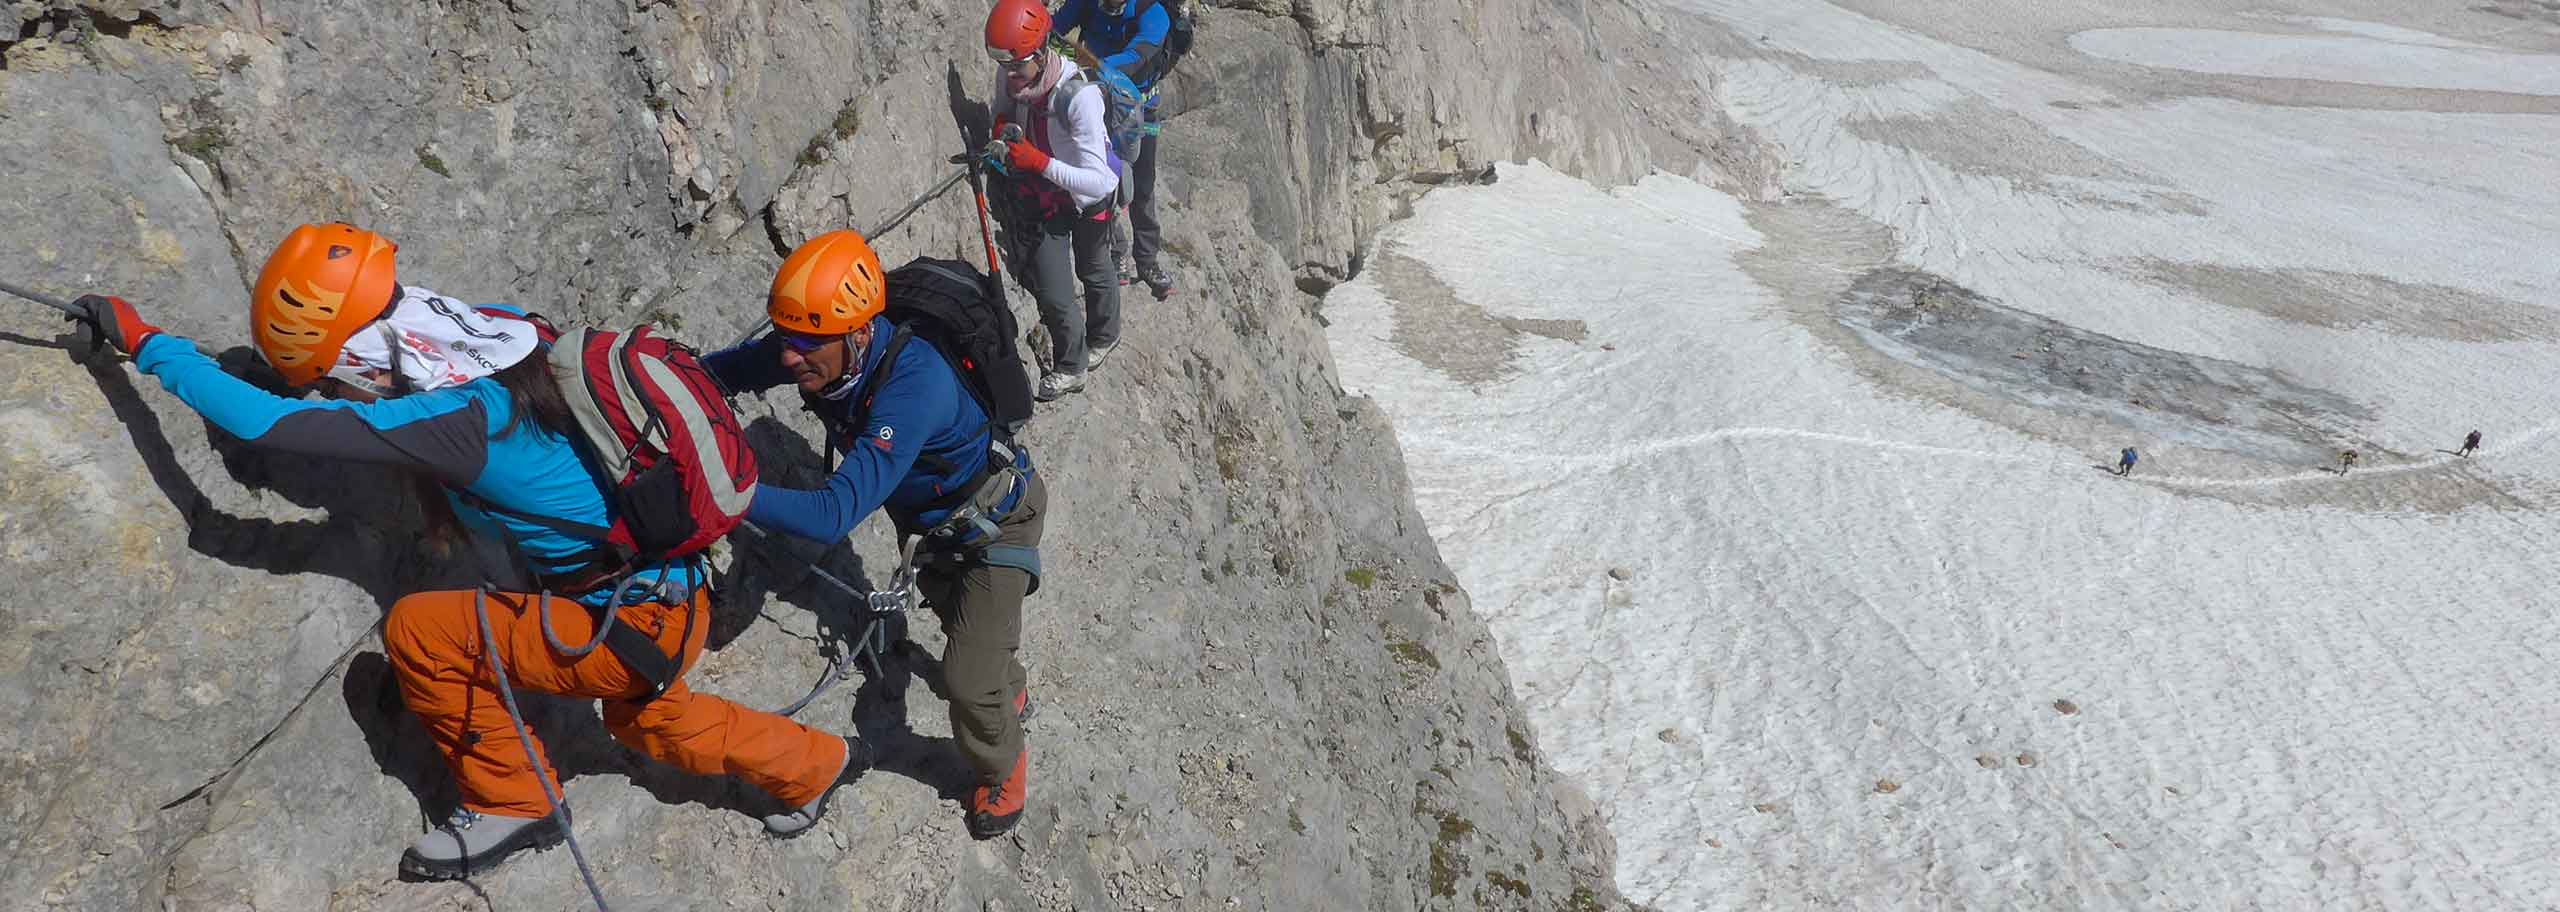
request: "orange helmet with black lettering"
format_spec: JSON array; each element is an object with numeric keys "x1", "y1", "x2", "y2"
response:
[
  {"x1": 250, "y1": 223, "x2": 399, "y2": 386},
  {"x1": 768, "y1": 230, "x2": 886, "y2": 335}
]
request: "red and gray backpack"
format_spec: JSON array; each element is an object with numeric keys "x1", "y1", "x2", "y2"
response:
[{"x1": 494, "y1": 311, "x2": 758, "y2": 566}]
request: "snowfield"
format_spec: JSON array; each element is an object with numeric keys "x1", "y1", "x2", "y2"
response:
[{"x1": 1324, "y1": 2, "x2": 2560, "y2": 909}]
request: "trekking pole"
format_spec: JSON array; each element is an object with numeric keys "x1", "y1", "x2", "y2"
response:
[{"x1": 962, "y1": 130, "x2": 1016, "y2": 303}]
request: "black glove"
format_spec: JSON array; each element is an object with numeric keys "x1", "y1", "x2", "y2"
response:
[{"x1": 69, "y1": 294, "x2": 164, "y2": 357}]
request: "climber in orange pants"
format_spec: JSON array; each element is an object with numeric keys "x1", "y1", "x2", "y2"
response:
[
  {"x1": 67, "y1": 222, "x2": 858, "y2": 883},
  {"x1": 382, "y1": 588, "x2": 843, "y2": 821}
]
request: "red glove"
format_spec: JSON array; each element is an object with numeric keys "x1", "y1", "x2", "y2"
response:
[
  {"x1": 1004, "y1": 136, "x2": 1052, "y2": 175},
  {"x1": 69, "y1": 294, "x2": 162, "y2": 357}
]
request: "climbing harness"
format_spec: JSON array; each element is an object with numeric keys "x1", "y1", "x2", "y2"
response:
[{"x1": 919, "y1": 440, "x2": 1029, "y2": 550}]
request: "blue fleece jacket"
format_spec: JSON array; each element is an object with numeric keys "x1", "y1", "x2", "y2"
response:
[{"x1": 1051, "y1": 0, "x2": 1173, "y2": 85}]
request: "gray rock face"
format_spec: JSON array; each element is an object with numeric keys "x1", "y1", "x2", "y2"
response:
[{"x1": 0, "y1": 1, "x2": 1716, "y2": 908}]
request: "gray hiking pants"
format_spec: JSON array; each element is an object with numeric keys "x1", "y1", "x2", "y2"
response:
[
  {"x1": 1020, "y1": 213, "x2": 1120, "y2": 375},
  {"x1": 1112, "y1": 129, "x2": 1162, "y2": 269},
  {"x1": 919, "y1": 473, "x2": 1046, "y2": 786}
]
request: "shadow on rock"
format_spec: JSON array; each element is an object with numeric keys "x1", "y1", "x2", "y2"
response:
[
  {"x1": 851, "y1": 646, "x2": 973, "y2": 800},
  {"x1": 712, "y1": 415, "x2": 874, "y2": 650},
  {"x1": 343, "y1": 652, "x2": 453, "y2": 822},
  {"x1": 0, "y1": 325, "x2": 78, "y2": 351},
  {"x1": 88, "y1": 345, "x2": 460, "y2": 609},
  {"x1": 946, "y1": 61, "x2": 993, "y2": 152}
]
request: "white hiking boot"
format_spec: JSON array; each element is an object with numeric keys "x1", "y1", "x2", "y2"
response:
[
  {"x1": 1084, "y1": 340, "x2": 1118, "y2": 373},
  {"x1": 399, "y1": 807, "x2": 565, "y2": 880}
]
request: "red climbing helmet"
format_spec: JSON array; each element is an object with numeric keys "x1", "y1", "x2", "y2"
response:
[{"x1": 985, "y1": 0, "x2": 1051, "y2": 63}]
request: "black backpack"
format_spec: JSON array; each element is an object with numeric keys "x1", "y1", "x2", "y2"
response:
[{"x1": 842, "y1": 257, "x2": 1034, "y2": 440}]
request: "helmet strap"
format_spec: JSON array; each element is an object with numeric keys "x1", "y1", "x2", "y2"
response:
[
  {"x1": 815, "y1": 364, "x2": 863, "y2": 400},
  {"x1": 814, "y1": 329, "x2": 867, "y2": 400}
]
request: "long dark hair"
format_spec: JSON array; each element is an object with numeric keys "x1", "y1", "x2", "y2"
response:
[
  {"x1": 413, "y1": 355, "x2": 579, "y2": 550},
  {"x1": 491, "y1": 354, "x2": 578, "y2": 441}
]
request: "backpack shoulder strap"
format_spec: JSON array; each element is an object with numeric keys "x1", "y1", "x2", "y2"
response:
[
  {"x1": 840, "y1": 323, "x2": 986, "y2": 478},
  {"x1": 1051, "y1": 70, "x2": 1095, "y2": 124},
  {"x1": 845, "y1": 324, "x2": 915, "y2": 433},
  {"x1": 905, "y1": 260, "x2": 987, "y2": 294}
]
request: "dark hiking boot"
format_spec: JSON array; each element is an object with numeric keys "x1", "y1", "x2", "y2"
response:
[
  {"x1": 1135, "y1": 262, "x2": 1174, "y2": 301},
  {"x1": 966, "y1": 747, "x2": 1029, "y2": 839},
  {"x1": 399, "y1": 807, "x2": 565, "y2": 880},
  {"x1": 1035, "y1": 370, "x2": 1085, "y2": 402}
]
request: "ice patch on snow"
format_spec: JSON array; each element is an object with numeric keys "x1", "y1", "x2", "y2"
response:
[{"x1": 1834, "y1": 266, "x2": 2366, "y2": 465}]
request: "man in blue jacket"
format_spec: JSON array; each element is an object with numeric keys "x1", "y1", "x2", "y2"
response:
[
  {"x1": 1054, "y1": 0, "x2": 1178, "y2": 300},
  {"x1": 704, "y1": 230, "x2": 1046, "y2": 840}
]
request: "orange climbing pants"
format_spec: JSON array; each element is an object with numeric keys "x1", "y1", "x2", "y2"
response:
[{"x1": 382, "y1": 588, "x2": 844, "y2": 818}]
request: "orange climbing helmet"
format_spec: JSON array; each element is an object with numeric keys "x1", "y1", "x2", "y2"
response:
[
  {"x1": 250, "y1": 223, "x2": 400, "y2": 386},
  {"x1": 769, "y1": 230, "x2": 886, "y2": 335},
  {"x1": 985, "y1": 0, "x2": 1051, "y2": 63}
]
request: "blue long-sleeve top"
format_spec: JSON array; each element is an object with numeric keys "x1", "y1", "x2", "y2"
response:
[
  {"x1": 129, "y1": 325, "x2": 696, "y2": 606},
  {"x1": 702, "y1": 317, "x2": 1024, "y2": 545},
  {"x1": 1051, "y1": 0, "x2": 1171, "y2": 84}
]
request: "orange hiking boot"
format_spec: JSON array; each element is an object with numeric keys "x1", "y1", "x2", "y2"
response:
[{"x1": 967, "y1": 746, "x2": 1028, "y2": 839}]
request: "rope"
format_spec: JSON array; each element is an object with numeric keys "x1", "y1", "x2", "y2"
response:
[
  {"x1": 473, "y1": 586, "x2": 614, "y2": 912},
  {"x1": 746, "y1": 523, "x2": 915, "y2": 717}
]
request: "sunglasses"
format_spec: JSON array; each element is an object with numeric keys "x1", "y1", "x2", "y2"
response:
[{"x1": 778, "y1": 331, "x2": 839, "y2": 354}]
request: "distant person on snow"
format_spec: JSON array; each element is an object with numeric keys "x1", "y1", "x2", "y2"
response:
[
  {"x1": 1051, "y1": 0, "x2": 1180, "y2": 301},
  {"x1": 66, "y1": 224, "x2": 850, "y2": 880},
  {"x1": 985, "y1": 0, "x2": 1122, "y2": 402},
  {"x1": 701, "y1": 230, "x2": 1047, "y2": 841},
  {"x1": 2338, "y1": 449, "x2": 2359, "y2": 474},
  {"x1": 2116, "y1": 446, "x2": 2138, "y2": 476},
  {"x1": 2460, "y1": 429, "x2": 2481, "y2": 457}
]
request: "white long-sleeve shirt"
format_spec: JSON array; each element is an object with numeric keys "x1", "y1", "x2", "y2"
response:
[{"x1": 993, "y1": 60, "x2": 1120, "y2": 210}]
